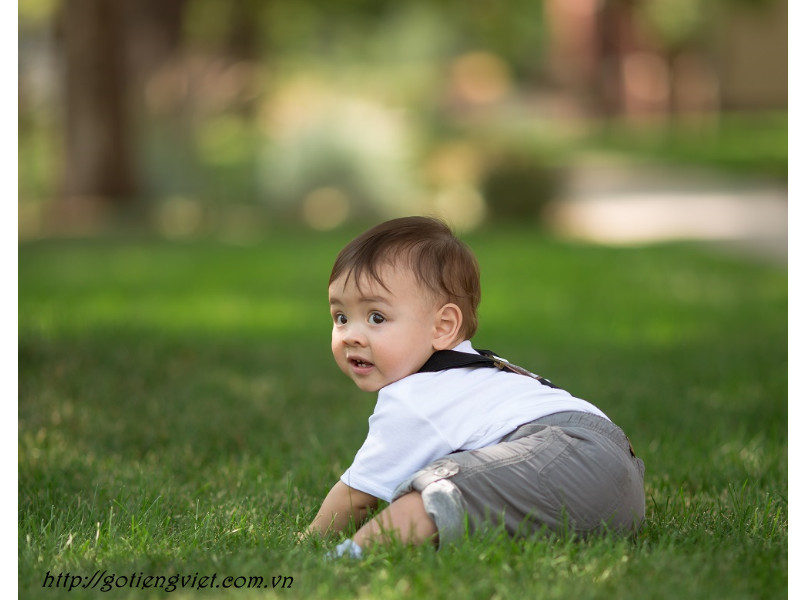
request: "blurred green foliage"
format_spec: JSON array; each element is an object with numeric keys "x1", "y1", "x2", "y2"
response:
[{"x1": 18, "y1": 0, "x2": 787, "y2": 234}]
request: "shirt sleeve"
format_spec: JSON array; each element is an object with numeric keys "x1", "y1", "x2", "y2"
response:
[{"x1": 340, "y1": 388, "x2": 456, "y2": 501}]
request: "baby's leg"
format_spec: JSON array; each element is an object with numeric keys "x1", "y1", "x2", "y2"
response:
[
  {"x1": 352, "y1": 492, "x2": 438, "y2": 548},
  {"x1": 384, "y1": 412, "x2": 644, "y2": 546}
]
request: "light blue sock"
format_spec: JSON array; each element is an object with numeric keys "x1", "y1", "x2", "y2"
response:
[{"x1": 327, "y1": 538, "x2": 363, "y2": 560}]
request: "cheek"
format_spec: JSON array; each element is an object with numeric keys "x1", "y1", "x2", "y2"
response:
[{"x1": 331, "y1": 330, "x2": 341, "y2": 349}]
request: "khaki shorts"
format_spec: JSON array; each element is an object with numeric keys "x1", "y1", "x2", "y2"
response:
[{"x1": 392, "y1": 411, "x2": 646, "y2": 546}]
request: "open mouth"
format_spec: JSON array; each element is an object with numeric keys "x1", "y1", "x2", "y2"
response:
[{"x1": 350, "y1": 358, "x2": 374, "y2": 369}]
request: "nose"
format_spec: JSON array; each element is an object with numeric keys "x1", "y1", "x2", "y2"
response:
[{"x1": 341, "y1": 323, "x2": 366, "y2": 347}]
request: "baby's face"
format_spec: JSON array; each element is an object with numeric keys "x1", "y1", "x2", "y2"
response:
[{"x1": 328, "y1": 264, "x2": 442, "y2": 392}]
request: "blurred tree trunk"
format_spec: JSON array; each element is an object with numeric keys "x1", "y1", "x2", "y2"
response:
[
  {"x1": 56, "y1": 0, "x2": 187, "y2": 228},
  {"x1": 60, "y1": 0, "x2": 135, "y2": 206}
]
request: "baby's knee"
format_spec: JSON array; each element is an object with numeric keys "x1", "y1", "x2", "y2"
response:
[{"x1": 391, "y1": 491, "x2": 437, "y2": 536}]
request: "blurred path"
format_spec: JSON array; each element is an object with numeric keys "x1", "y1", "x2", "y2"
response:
[{"x1": 546, "y1": 159, "x2": 788, "y2": 265}]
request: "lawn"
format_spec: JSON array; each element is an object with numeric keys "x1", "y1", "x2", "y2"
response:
[{"x1": 18, "y1": 226, "x2": 787, "y2": 599}]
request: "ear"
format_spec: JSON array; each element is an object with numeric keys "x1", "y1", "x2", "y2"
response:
[{"x1": 432, "y1": 303, "x2": 464, "y2": 350}]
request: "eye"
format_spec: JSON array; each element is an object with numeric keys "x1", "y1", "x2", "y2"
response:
[
  {"x1": 367, "y1": 312, "x2": 385, "y2": 325},
  {"x1": 333, "y1": 313, "x2": 347, "y2": 325}
]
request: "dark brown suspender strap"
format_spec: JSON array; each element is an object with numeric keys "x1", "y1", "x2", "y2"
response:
[{"x1": 417, "y1": 349, "x2": 559, "y2": 389}]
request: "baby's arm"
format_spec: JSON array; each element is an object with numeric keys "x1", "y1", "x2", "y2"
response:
[{"x1": 304, "y1": 480, "x2": 379, "y2": 538}]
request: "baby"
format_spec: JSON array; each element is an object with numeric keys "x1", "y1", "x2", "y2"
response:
[{"x1": 305, "y1": 216, "x2": 645, "y2": 558}]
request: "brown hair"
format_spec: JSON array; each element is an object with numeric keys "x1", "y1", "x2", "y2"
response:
[{"x1": 329, "y1": 216, "x2": 481, "y2": 339}]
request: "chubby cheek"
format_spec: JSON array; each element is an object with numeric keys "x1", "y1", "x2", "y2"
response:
[
  {"x1": 329, "y1": 332, "x2": 342, "y2": 362},
  {"x1": 331, "y1": 334, "x2": 345, "y2": 360}
]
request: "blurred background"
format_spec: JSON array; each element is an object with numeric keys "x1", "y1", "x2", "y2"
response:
[{"x1": 18, "y1": 0, "x2": 787, "y2": 254}]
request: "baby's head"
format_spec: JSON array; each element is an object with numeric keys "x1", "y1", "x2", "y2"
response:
[
  {"x1": 330, "y1": 216, "x2": 481, "y2": 339},
  {"x1": 328, "y1": 216, "x2": 481, "y2": 391}
]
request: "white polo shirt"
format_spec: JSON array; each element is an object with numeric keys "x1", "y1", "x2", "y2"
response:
[{"x1": 340, "y1": 340, "x2": 609, "y2": 501}]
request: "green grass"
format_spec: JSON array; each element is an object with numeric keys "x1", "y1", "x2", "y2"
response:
[
  {"x1": 19, "y1": 227, "x2": 787, "y2": 599},
  {"x1": 582, "y1": 112, "x2": 788, "y2": 179}
]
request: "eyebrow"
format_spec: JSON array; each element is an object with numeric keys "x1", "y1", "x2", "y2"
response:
[{"x1": 329, "y1": 295, "x2": 391, "y2": 306}]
